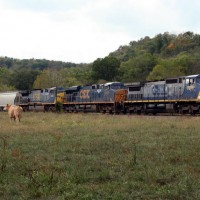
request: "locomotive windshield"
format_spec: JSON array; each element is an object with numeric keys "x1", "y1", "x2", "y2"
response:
[
  {"x1": 14, "y1": 96, "x2": 22, "y2": 105},
  {"x1": 49, "y1": 89, "x2": 56, "y2": 97},
  {"x1": 186, "y1": 78, "x2": 195, "y2": 86},
  {"x1": 185, "y1": 75, "x2": 200, "y2": 85},
  {"x1": 196, "y1": 77, "x2": 200, "y2": 84},
  {"x1": 104, "y1": 82, "x2": 124, "y2": 90},
  {"x1": 111, "y1": 84, "x2": 123, "y2": 89}
]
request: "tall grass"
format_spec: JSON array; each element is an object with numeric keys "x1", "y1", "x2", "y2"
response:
[{"x1": 0, "y1": 112, "x2": 200, "y2": 199}]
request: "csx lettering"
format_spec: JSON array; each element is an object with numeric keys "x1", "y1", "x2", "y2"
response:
[{"x1": 80, "y1": 90, "x2": 90, "y2": 99}]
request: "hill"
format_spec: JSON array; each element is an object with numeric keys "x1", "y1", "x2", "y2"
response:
[
  {"x1": 1, "y1": 31, "x2": 200, "y2": 90},
  {"x1": 109, "y1": 31, "x2": 200, "y2": 82}
]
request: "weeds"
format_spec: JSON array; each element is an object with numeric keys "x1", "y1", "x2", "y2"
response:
[
  {"x1": 133, "y1": 142, "x2": 137, "y2": 166},
  {"x1": 27, "y1": 168, "x2": 55, "y2": 195},
  {"x1": 0, "y1": 136, "x2": 8, "y2": 172}
]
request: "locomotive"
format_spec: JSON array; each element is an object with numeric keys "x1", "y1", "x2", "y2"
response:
[
  {"x1": 20, "y1": 87, "x2": 66, "y2": 111},
  {"x1": 124, "y1": 74, "x2": 200, "y2": 114},
  {"x1": 63, "y1": 82, "x2": 127, "y2": 113},
  {"x1": 2, "y1": 74, "x2": 200, "y2": 115}
]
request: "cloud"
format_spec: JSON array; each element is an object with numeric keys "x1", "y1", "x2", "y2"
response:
[
  {"x1": 0, "y1": 0, "x2": 132, "y2": 62},
  {"x1": 1, "y1": 0, "x2": 93, "y2": 12},
  {"x1": 0, "y1": 0, "x2": 200, "y2": 63}
]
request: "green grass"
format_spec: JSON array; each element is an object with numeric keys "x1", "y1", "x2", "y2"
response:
[{"x1": 0, "y1": 112, "x2": 200, "y2": 199}]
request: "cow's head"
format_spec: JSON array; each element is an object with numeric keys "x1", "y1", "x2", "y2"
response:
[{"x1": 3, "y1": 104, "x2": 11, "y2": 111}]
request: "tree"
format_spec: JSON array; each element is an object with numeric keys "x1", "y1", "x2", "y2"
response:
[
  {"x1": 92, "y1": 56, "x2": 120, "y2": 82},
  {"x1": 0, "y1": 67, "x2": 15, "y2": 91},
  {"x1": 31, "y1": 59, "x2": 49, "y2": 70},
  {"x1": 147, "y1": 64, "x2": 167, "y2": 80},
  {"x1": 120, "y1": 53, "x2": 156, "y2": 82},
  {"x1": 147, "y1": 56, "x2": 187, "y2": 81},
  {"x1": 59, "y1": 66, "x2": 92, "y2": 87},
  {"x1": 10, "y1": 69, "x2": 40, "y2": 90},
  {"x1": 33, "y1": 69, "x2": 63, "y2": 89},
  {"x1": 0, "y1": 67, "x2": 11, "y2": 85}
]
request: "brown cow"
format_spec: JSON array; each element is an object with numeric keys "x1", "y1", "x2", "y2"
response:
[{"x1": 3, "y1": 104, "x2": 23, "y2": 122}]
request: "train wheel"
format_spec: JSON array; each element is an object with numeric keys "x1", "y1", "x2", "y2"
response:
[
  {"x1": 178, "y1": 107, "x2": 183, "y2": 115},
  {"x1": 44, "y1": 106, "x2": 49, "y2": 112},
  {"x1": 190, "y1": 108, "x2": 196, "y2": 115},
  {"x1": 136, "y1": 110, "x2": 141, "y2": 115},
  {"x1": 49, "y1": 106, "x2": 56, "y2": 112},
  {"x1": 109, "y1": 110, "x2": 113, "y2": 114},
  {"x1": 22, "y1": 106, "x2": 29, "y2": 112}
]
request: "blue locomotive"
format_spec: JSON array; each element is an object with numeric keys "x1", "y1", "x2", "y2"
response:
[
  {"x1": 20, "y1": 87, "x2": 65, "y2": 111},
  {"x1": 63, "y1": 82, "x2": 127, "y2": 113}
]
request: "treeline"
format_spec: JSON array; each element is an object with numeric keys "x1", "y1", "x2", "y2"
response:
[
  {"x1": 0, "y1": 58, "x2": 88, "y2": 91},
  {"x1": 1, "y1": 31, "x2": 200, "y2": 91}
]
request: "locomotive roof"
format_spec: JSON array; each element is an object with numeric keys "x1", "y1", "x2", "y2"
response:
[
  {"x1": 104, "y1": 82, "x2": 123, "y2": 86},
  {"x1": 66, "y1": 85, "x2": 81, "y2": 90},
  {"x1": 145, "y1": 80, "x2": 165, "y2": 85},
  {"x1": 124, "y1": 82, "x2": 142, "y2": 86}
]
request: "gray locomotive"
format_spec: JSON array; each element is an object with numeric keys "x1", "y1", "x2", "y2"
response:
[{"x1": 125, "y1": 74, "x2": 200, "y2": 114}]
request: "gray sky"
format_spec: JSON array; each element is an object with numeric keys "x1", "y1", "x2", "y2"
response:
[{"x1": 0, "y1": 0, "x2": 199, "y2": 63}]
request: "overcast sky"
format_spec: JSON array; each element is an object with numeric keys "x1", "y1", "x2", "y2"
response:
[{"x1": 0, "y1": 0, "x2": 199, "y2": 63}]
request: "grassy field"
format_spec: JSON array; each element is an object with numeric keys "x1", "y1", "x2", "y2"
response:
[{"x1": 0, "y1": 112, "x2": 200, "y2": 199}]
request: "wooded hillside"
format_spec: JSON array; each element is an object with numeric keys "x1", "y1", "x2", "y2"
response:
[{"x1": 1, "y1": 31, "x2": 200, "y2": 91}]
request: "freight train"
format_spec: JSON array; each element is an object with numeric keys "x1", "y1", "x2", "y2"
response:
[{"x1": 1, "y1": 74, "x2": 200, "y2": 115}]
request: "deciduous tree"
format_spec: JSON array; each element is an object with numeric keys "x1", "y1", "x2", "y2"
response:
[{"x1": 92, "y1": 56, "x2": 120, "y2": 82}]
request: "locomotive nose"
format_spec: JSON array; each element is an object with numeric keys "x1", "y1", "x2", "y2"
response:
[{"x1": 114, "y1": 89, "x2": 128, "y2": 103}]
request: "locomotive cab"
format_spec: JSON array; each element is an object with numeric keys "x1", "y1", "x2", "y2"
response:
[
  {"x1": 185, "y1": 75, "x2": 198, "y2": 86},
  {"x1": 92, "y1": 84, "x2": 103, "y2": 89},
  {"x1": 183, "y1": 74, "x2": 200, "y2": 99},
  {"x1": 65, "y1": 86, "x2": 82, "y2": 102}
]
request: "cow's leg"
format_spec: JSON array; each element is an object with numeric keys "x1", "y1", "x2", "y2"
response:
[
  {"x1": 16, "y1": 115, "x2": 20, "y2": 123},
  {"x1": 10, "y1": 117, "x2": 14, "y2": 123}
]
